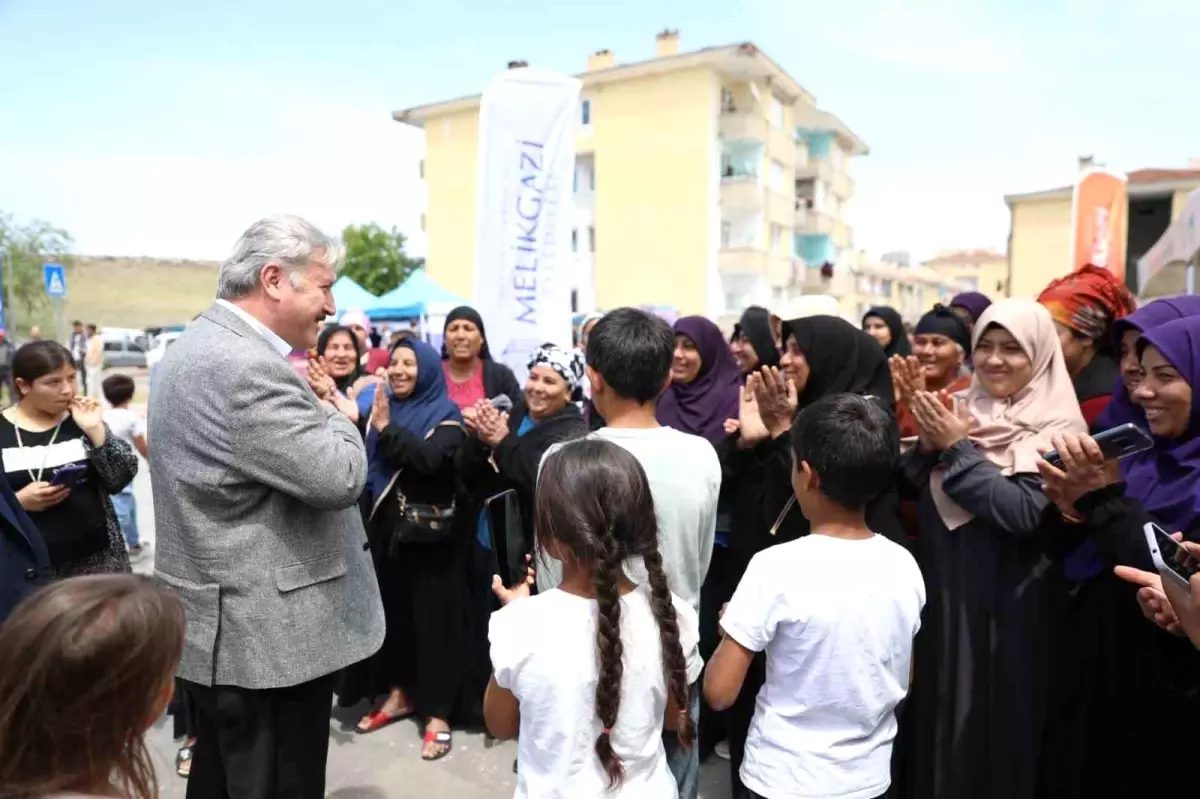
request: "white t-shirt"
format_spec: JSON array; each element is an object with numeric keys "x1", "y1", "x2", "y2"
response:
[
  {"x1": 537, "y1": 427, "x2": 721, "y2": 616},
  {"x1": 490, "y1": 586, "x2": 702, "y2": 799},
  {"x1": 721, "y1": 533, "x2": 926, "y2": 799},
  {"x1": 102, "y1": 407, "x2": 145, "y2": 493}
]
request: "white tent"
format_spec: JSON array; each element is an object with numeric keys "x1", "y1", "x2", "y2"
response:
[{"x1": 1139, "y1": 189, "x2": 1200, "y2": 297}]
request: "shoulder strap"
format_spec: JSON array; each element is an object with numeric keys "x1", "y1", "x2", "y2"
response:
[{"x1": 370, "y1": 420, "x2": 463, "y2": 521}]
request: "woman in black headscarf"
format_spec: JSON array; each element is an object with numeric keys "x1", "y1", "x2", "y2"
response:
[
  {"x1": 440, "y1": 306, "x2": 521, "y2": 420},
  {"x1": 723, "y1": 315, "x2": 904, "y2": 794},
  {"x1": 316, "y1": 325, "x2": 365, "y2": 396},
  {"x1": 863, "y1": 305, "x2": 912, "y2": 358},
  {"x1": 730, "y1": 306, "x2": 780, "y2": 375}
]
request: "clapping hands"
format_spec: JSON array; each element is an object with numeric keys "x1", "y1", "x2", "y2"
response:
[
  {"x1": 747, "y1": 366, "x2": 797, "y2": 439},
  {"x1": 909, "y1": 390, "x2": 970, "y2": 451},
  {"x1": 466, "y1": 399, "x2": 509, "y2": 447},
  {"x1": 889, "y1": 355, "x2": 925, "y2": 406},
  {"x1": 306, "y1": 357, "x2": 337, "y2": 400}
]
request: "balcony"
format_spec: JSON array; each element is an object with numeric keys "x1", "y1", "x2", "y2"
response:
[
  {"x1": 796, "y1": 158, "x2": 856, "y2": 199},
  {"x1": 795, "y1": 206, "x2": 851, "y2": 247},
  {"x1": 766, "y1": 191, "x2": 795, "y2": 228},
  {"x1": 719, "y1": 247, "x2": 769, "y2": 275},
  {"x1": 719, "y1": 110, "x2": 768, "y2": 142},
  {"x1": 720, "y1": 176, "x2": 764, "y2": 209}
]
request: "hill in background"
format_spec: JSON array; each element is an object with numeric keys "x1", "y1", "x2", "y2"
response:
[{"x1": 20, "y1": 256, "x2": 220, "y2": 333}]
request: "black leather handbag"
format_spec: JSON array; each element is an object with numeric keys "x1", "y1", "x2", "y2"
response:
[{"x1": 369, "y1": 422, "x2": 460, "y2": 547}]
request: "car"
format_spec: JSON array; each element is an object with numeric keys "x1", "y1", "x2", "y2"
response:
[{"x1": 100, "y1": 334, "x2": 147, "y2": 369}]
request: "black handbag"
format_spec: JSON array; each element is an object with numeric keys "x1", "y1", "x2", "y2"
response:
[{"x1": 369, "y1": 422, "x2": 460, "y2": 546}]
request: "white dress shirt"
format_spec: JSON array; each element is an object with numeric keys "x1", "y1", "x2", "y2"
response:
[{"x1": 216, "y1": 300, "x2": 292, "y2": 358}]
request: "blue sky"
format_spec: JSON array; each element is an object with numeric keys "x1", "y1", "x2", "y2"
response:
[{"x1": 1, "y1": 0, "x2": 1196, "y2": 262}]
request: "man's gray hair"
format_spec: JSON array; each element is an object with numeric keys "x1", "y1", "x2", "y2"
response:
[{"x1": 216, "y1": 215, "x2": 345, "y2": 300}]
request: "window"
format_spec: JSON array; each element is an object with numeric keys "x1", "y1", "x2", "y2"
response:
[
  {"x1": 588, "y1": 226, "x2": 595, "y2": 252},
  {"x1": 769, "y1": 97, "x2": 784, "y2": 129},
  {"x1": 721, "y1": 220, "x2": 732, "y2": 248},
  {"x1": 770, "y1": 160, "x2": 785, "y2": 193},
  {"x1": 418, "y1": 159, "x2": 424, "y2": 179},
  {"x1": 589, "y1": 165, "x2": 595, "y2": 191},
  {"x1": 770, "y1": 223, "x2": 785, "y2": 254},
  {"x1": 571, "y1": 229, "x2": 578, "y2": 253},
  {"x1": 581, "y1": 99, "x2": 592, "y2": 126},
  {"x1": 573, "y1": 169, "x2": 578, "y2": 193},
  {"x1": 722, "y1": 89, "x2": 736, "y2": 113},
  {"x1": 571, "y1": 289, "x2": 579, "y2": 313},
  {"x1": 420, "y1": 213, "x2": 426, "y2": 232},
  {"x1": 104, "y1": 341, "x2": 123, "y2": 353}
]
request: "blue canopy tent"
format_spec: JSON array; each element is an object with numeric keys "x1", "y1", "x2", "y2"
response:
[
  {"x1": 364, "y1": 269, "x2": 468, "y2": 320},
  {"x1": 331, "y1": 276, "x2": 377, "y2": 314}
]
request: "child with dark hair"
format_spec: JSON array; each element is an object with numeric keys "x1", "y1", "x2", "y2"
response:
[
  {"x1": 0, "y1": 574, "x2": 186, "y2": 798},
  {"x1": 485, "y1": 438, "x2": 700, "y2": 798},
  {"x1": 102, "y1": 374, "x2": 147, "y2": 557},
  {"x1": 705, "y1": 394, "x2": 925, "y2": 799},
  {"x1": 539, "y1": 307, "x2": 719, "y2": 798}
]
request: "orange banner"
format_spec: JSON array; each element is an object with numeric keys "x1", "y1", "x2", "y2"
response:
[{"x1": 1070, "y1": 168, "x2": 1128, "y2": 280}]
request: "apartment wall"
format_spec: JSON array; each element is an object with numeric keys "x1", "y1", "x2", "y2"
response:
[
  {"x1": 592, "y1": 67, "x2": 716, "y2": 314},
  {"x1": 1008, "y1": 196, "x2": 1073, "y2": 297},
  {"x1": 421, "y1": 108, "x2": 480, "y2": 299}
]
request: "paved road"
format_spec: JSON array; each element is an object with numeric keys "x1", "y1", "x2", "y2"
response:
[{"x1": 128, "y1": 466, "x2": 733, "y2": 798}]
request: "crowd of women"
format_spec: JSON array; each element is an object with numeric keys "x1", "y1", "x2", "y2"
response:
[{"x1": 6, "y1": 261, "x2": 1200, "y2": 799}]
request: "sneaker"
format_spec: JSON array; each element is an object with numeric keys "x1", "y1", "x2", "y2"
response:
[{"x1": 714, "y1": 740, "x2": 731, "y2": 761}]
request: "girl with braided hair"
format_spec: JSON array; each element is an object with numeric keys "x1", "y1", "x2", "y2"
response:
[{"x1": 484, "y1": 438, "x2": 700, "y2": 797}]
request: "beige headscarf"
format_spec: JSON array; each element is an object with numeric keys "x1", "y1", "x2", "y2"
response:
[{"x1": 932, "y1": 298, "x2": 1087, "y2": 529}]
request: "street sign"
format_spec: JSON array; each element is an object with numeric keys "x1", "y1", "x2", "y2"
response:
[{"x1": 43, "y1": 263, "x2": 67, "y2": 296}]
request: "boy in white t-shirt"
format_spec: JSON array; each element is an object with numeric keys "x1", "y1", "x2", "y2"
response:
[
  {"x1": 102, "y1": 375, "x2": 148, "y2": 556},
  {"x1": 705, "y1": 394, "x2": 925, "y2": 799}
]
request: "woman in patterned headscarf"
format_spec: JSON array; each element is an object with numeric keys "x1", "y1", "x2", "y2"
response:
[
  {"x1": 458, "y1": 343, "x2": 588, "y2": 711},
  {"x1": 1037, "y1": 264, "x2": 1137, "y2": 431}
]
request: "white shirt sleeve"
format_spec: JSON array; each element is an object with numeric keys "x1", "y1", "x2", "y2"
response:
[
  {"x1": 696, "y1": 443, "x2": 721, "y2": 587},
  {"x1": 488, "y1": 601, "x2": 530, "y2": 691},
  {"x1": 719, "y1": 553, "x2": 785, "y2": 653}
]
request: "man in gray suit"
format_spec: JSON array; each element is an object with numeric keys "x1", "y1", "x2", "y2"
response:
[{"x1": 150, "y1": 215, "x2": 385, "y2": 799}]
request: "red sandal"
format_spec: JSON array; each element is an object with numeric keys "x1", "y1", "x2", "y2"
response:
[
  {"x1": 355, "y1": 706, "x2": 412, "y2": 734},
  {"x1": 422, "y1": 729, "x2": 453, "y2": 761}
]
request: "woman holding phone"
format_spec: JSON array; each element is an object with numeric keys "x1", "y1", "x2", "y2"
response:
[{"x1": 0, "y1": 342, "x2": 137, "y2": 577}]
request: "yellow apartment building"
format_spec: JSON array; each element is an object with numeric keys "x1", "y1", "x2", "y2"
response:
[
  {"x1": 394, "y1": 31, "x2": 868, "y2": 319},
  {"x1": 922, "y1": 249, "x2": 1009, "y2": 298},
  {"x1": 1005, "y1": 165, "x2": 1200, "y2": 297},
  {"x1": 795, "y1": 251, "x2": 960, "y2": 323}
]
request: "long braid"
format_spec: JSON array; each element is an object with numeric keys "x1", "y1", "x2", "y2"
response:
[
  {"x1": 642, "y1": 546, "x2": 693, "y2": 750},
  {"x1": 592, "y1": 538, "x2": 627, "y2": 788}
]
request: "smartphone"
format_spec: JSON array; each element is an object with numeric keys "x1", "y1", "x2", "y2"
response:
[
  {"x1": 49, "y1": 463, "x2": 88, "y2": 488},
  {"x1": 1143, "y1": 522, "x2": 1200, "y2": 590},
  {"x1": 1042, "y1": 423, "x2": 1153, "y2": 469}
]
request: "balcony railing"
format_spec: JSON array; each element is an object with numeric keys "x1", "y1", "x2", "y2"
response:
[{"x1": 719, "y1": 111, "x2": 768, "y2": 143}]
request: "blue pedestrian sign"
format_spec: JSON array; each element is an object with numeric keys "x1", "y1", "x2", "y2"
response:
[{"x1": 43, "y1": 263, "x2": 67, "y2": 297}]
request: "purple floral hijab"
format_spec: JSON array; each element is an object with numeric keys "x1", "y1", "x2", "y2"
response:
[
  {"x1": 1121, "y1": 316, "x2": 1200, "y2": 533},
  {"x1": 656, "y1": 316, "x2": 742, "y2": 444}
]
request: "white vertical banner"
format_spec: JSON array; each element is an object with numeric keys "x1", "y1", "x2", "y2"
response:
[{"x1": 474, "y1": 68, "x2": 581, "y2": 382}]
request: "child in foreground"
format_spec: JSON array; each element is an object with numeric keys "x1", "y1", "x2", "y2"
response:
[
  {"x1": 705, "y1": 393, "x2": 926, "y2": 799},
  {"x1": 485, "y1": 438, "x2": 702, "y2": 798},
  {"x1": 0, "y1": 574, "x2": 185, "y2": 799}
]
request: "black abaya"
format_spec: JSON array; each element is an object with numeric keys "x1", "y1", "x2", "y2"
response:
[
  {"x1": 899, "y1": 440, "x2": 1052, "y2": 799},
  {"x1": 338, "y1": 423, "x2": 473, "y2": 722}
]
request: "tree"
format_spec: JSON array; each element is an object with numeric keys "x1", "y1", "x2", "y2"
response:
[
  {"x1": 340, "y1": 223, "x2": 423, "y2": 296},
  {"x1": 0, "y1": 212, "x2": 74, "y2": 329}
]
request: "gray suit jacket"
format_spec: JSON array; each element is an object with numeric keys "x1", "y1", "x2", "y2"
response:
[{"x1": 149, "y1": 303, "x2": 385, "y2": 689}]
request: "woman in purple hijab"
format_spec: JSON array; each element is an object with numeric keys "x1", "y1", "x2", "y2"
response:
[
  {"x1": 657, "y1": 316, "x2": 742, "y2": 444},
  {"x1": 1039, "y1": 314, "x2": 1200, "y2": 797},
  {"x1": 949, "y1": 291, "x2": 993, "y2": 332},
  {"x1": 1095, "y1": 296, "x2": 1200, "y2": 431}
]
